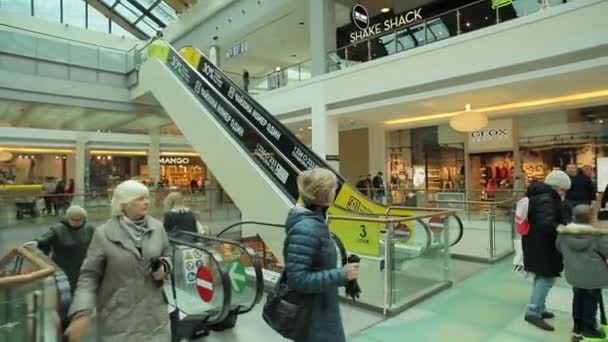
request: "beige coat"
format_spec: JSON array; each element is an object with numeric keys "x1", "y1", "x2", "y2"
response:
[{"x1": 69, "y1": 216, "x2": 172, "y2": 342}]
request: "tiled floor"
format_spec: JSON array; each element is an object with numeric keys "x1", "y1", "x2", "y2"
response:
[{"x1": 351, "y1": 260, "x2": 579, "y2": 342}]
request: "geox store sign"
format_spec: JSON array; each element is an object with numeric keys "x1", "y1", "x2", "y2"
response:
[{"x1": 349, "y1": 5, "x2": 423, "y2": 43}]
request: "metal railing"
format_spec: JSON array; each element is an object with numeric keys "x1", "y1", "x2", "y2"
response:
[{"x1": 327, "y1": 209, "x2": 457, "y2": 315}]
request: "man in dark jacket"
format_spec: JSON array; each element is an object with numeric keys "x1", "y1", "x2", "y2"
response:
[
  {"x1": 523, "y1": 170, "x2": 571, "y2": 331},
  {"x1": 566, "y1": 164, "x2": 596, "y2": 210}
]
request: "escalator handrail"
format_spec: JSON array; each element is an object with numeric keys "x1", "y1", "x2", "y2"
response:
[
  {"x1": 168, "y1": 230, "x2": 264, "y2": 315},
  {"x1": 215, "y1": 221, "x2": 285, "y2": 239},
  {"x1": 168, "y1": 236, "x2": 232, "y2": 325},
  {"x1": 0, "y1": 246, "x2": 55, "y2": 287}
]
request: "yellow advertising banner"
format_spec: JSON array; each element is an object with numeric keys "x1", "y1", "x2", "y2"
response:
[{"x1": 327, "y1": 205, "x2": 384, "y2": 257}]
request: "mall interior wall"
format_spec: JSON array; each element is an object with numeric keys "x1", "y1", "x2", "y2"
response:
[{"x1": 339, "y1": 128, "x2": 369, "y2": 184}]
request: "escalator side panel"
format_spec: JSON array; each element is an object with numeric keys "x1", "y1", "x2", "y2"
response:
[{"x1": 139, "y1": 56, "x2": 292, "y2": 261}]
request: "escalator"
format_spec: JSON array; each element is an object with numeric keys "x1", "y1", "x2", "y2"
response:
[
  {"x1": 167, "y1": 230, "x2": 263, "y2": 336},
  {"x1": 138, "y1": 41, "x2": 459, "y2": 263}
]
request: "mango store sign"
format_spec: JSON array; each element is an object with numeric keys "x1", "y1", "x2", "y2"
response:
[
  {"x1": 160, "y1": 157, "x2": 191, "y2": 165},
  {"x1": 349, "y1": 6, "x2": 423, "y2": 43},
  {"x1": 468, "y1": 119, "x2": 514, "y2": 153}
]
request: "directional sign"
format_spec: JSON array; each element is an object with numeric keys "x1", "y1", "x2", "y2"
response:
[
  {"x1": 229, "y1": 260, "x2": 246, "y2": 293},
  {"x1": 195, "y1": 266, "x2": 214, "y2": 302}
]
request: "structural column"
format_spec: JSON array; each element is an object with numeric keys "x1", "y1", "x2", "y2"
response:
[
  {"x1": 311, "y1": 86, "x2": 339, "y2": 170},
  {"x1": 368, "y1": 125, "x2": 388, "y2": 176},
  {"x1": 309, "y1": 0, "x2": 336, "y2": 76},
  {"x1": 74, "y1": 133, "x2": 88, "y2": 206},
  {"x1": 148, "y1": 131, "x2": 161, "y2": 184}
]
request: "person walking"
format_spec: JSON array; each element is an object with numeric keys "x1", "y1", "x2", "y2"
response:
[
  {"x1": 372, "y1": 172, "x2": 386, "y2": 204},
  {"x1": 523, "y1": 170, "x2": 571, "y2": 331},
  {"x1": 163, "y1": 191, "x2": 206, "y2": 234},
  {"x1": 243, "y1": 69, "x2": 250, "y2": 93},
  {"x1": 566, "y1": 164, "x2": 596, "y2": 210},
  {"x1": 65, "y1": 180, "x2": 172, "y2": 342},
  {"x1": 284, "y1": 168, "x2": 359, "y2": 342},
  {"x1": 26, "y1": 205, "x2": 94, "y2": 292}
]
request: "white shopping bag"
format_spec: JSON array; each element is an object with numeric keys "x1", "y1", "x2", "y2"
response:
[{"x1": 513, "y1": 239, "x2": 525, "y2": 275}]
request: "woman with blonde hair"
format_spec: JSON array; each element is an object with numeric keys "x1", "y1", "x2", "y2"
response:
[
  {"x1": 65, "y1": 180, "x2": 172, "y2": 341},
  {"x1": 163, "y1": 191, "x2": 207, "y2": 234},
  {"x1": 283, "y1": 168, "x2": 359, "y2": 342}
]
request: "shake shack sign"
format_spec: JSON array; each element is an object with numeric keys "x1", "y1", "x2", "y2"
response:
[{"x1": 348, "y1": 5, "x2": 423, "y2": 43}]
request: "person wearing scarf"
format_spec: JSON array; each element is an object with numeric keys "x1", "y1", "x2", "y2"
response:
[{"x1": 66, "y1": 180, "x2": 172, "y2": 342}]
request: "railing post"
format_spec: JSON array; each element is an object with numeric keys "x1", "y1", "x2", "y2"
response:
[
  {"x1": 393, "y1": 30, "x2": 398, "y2": 53},
  {"x1": 456, "y1": 9, "x2": 461, "y2": 35},
  {"x1": 345, "y1": 47, "x2": 349, "y2": 68},
  {"x1": 383, "y1": 222, "x2": 392, "y2": 315},
  {"x1": 298, "y1": 63, "x2": 301, "y2": 81},
  {"x1": 496, "y1": 4, "x2": 501, "y2": 24},
  {"x1": 367, "y1": 39, "x2": 372, "y2": 62},
  {"x1": 423, "y1": 20, "x2": 428, "y2": 45}
]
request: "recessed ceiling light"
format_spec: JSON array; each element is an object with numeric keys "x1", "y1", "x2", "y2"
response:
[
  {"x1": 380, "y1": 7, "x2": 390, "y2": 13},
  {"x1": 299, "y1": 21, "x2": 304, "y2": 25},
  {"x1": 307, "y1": 126, "x2": 312, "y2": 130},
  {"x1": 466, "y1": 22, "x2": 471, "y2": 27},
  {"x1": 299, "y1": 128, "x2": 304, "y2": 132}
]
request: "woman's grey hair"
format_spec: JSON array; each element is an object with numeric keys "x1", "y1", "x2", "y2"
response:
[
  {"x1": 110, "y1": 180, "x2": 150, "y2": 217},
  {"x1": 297, "y1": 168, "x2": 337, "y2": 207},
  {"x1": 164, "y1": 192, "x2": 185, "y2": 211},
  {"x1": 65, "y1": 205, "x2": 87, "y2": 220}
]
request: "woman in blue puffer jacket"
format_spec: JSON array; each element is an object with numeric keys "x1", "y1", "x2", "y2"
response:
[{"x1": 284, "y1": 168, "x2": 359, "y2": 342}]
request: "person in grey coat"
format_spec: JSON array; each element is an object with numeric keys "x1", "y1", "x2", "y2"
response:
[
  {"x1": 65, "y1": 180, "x2": 172, "y2": 342},
  {"x1": 26, "y1": 205, "x2": 95, "y2": 292},
  {"x1": 557, "y1": 205, "x2": 608, "y2": 340},
  {"x1": 284, "y1": 168, "x2": 359, "y2": 342}
]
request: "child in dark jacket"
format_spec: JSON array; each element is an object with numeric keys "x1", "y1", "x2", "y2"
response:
[{"x1": 557, "y1": 205, "x2": 608, "y2": 340}]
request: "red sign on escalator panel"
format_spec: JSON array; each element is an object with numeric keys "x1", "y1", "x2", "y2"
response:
[{"x1": 196, "y1": 266, "x2": 214, "y2": 302}]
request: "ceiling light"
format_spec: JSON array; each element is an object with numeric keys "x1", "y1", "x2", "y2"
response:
[
  {"x1": 299, "y1": 128, "x2": 304, "y2": 132},
  {"x1": 380, "y1": 7, "x2": 390, "y2": 13},
  {"x1": 599, "y1": 119, "x2": 605, "y2": 124},
  {"x1": 385, "y1": 89, "x2": 608, "y2": 125},
  {"x1": 307, "y1": 126, "x2": 312, "y2": 130},
  {"x1": 466, "y1": 22, "x2": 471, "y2": 27},
  {"x1": 55, "y1": 156, "x2": 59, "y2": 159},
  {"x1": 30, "y1": 155, "x2": 34, "y2": 159},
  {"x1": 449, "y1": 104, "x2": 488, "y2": 132},
  {"x1": 0, "y1": 150, "x2": 12, "y2": 162}
]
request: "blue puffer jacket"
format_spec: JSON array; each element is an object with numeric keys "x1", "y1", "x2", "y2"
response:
[{"x1": 284, "y1": 205, "x2": 348, "y2": 342}]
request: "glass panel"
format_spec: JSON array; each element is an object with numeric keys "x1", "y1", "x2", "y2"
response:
[
  {"x1": 137, "y1": 15, "x2": 160, "y2": 36},
  {"x1": 87, "y1": 4, "x2": 110, "y2": 33},
  {"x1": 459, "y1": 1, "x2": 497, "y2": 35},
  {"x1": 62, "y1": 0, "x2": 85, "y2": 28},
  {"x1": 34, "y1": 0, "x2": 60, "y2": 22},
  {"x1": 114, "y1": 2, "x2": 141, "y2": 23},
  {"x1": 0, "y1": 0, "x2": 32, "y2": 16},
  {"x1": 511, "y1": 0, "x2": 542, "y2": 17}
]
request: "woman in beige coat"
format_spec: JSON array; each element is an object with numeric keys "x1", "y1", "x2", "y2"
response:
[{"x1": 65, "y1": 180, "x2": 172, "y2": 342}]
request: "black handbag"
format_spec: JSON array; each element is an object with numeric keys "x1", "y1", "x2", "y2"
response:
[
  {"x1": 262, "y1": 271, "x2": 313, "y2": 340},
  {"x1": 262, "y1": 232, "x2": 314, "y2": 340}
]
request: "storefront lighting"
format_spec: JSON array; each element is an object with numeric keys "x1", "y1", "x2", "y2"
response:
[
  {"x1": 107, "y1": 156, "x2": 112, "y2": 160},
  {"x1": 449, "y1": 104, "x2": 488, "y2": 133},
  {"x1": 384, "y1": 89, "x2": 608, "y2": 125},
  {"x1": 30, "y1": 155, "x2": 34, "y2": 159},
  {"x1": 97, "y1": 156, "x2": 101, "y2": 160},
  {"x1": 0, "y1": 147, "x2": 74, "y2": 154},
  {"x1": 0, "y1": 150, "x2": 12, "y2": 162},
  {"x1": 62, "y1": 155, "x2": 67, "y2": 160},
  {"x1": 90, "y1": 150, "x2": 147, "y2": 156},
  {"x1": 160, "y1": 151, "x2": 199, "y2": 157},
  {"x1": 55, "y1": 156, "x2": 59, "y2": 159}
]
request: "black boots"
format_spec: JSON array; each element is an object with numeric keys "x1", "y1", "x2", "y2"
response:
[{"x1": 525, "y1": 315, "x2": 555, "y2": 331}]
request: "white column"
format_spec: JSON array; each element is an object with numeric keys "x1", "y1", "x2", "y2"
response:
[
  {"x1": 148, "y1": 131, "x2": 161, "y2": 184},
  {"x1": 311, "y1": 91, "x2": 339, "y2": 170},
  {"x1": 309, "y1": 0, "x2": 336, "y2": 76},
  {"x1": 74, "y1": 133, "x2": 87, "y2": 206},
  {"x1": 368, "y1": 125, "x2": 387, "y2": 177}
]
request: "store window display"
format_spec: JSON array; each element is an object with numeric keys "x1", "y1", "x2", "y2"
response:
[{"x1": 469, "y1": 152, "x2": 514, "y2": 201}]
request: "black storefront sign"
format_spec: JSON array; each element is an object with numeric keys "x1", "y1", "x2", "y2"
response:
[
  {"x1": 335, "y1": 0, "x2": 517, "y2": 62},
  {"x1": 166, "y1": 49, "x2": 300, "y2": 200},
  {"x1": 193, "y1": 51, "x2": 343, "y2": 183}
]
